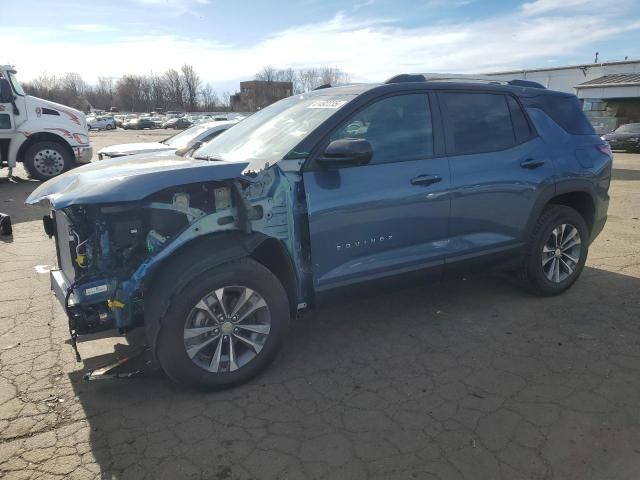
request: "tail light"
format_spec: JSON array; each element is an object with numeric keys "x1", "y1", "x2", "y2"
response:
[{"x1": 596, "y1": 143, "x2": 612, "y2": 156}]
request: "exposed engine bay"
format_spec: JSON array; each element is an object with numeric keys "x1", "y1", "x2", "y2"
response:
[{"x1": 47, "y1": 167, "x2": 301, "y2": 357}]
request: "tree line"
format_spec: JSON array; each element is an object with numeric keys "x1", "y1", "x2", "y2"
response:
[{"x1": 21, "y1": 64, "x2": 350, "y2": 114}]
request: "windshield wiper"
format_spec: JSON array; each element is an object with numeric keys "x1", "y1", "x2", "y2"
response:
[{"x1": 193, "y1": 154, "x2": 225, "y2": 162}]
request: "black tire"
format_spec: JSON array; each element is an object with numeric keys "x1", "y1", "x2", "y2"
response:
[
  {"x1": 23, "y1": 141, "x2": 73, "y2": 181},
  {"x1": 520, "y1": 205, "x2": 589, "y2": 296},
  {"x1": 156, "y1": 258, "x2": 290, "y2": 390},
  {"x1": 105, "y1": 124, "x2": 113, "y2": 130}
]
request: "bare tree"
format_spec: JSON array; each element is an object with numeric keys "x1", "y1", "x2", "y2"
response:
[
  {"x1": 199, "y1": 84, "x2": 218, "y2": 111},
  {"x1": 255, "y1": 65, "x2": 278, "y2": 82},
  {"x1": 164, "y1": 68, "x2": 184, "y2": 110},
  {"x1": 181, "y1": 64, "x2": 201, "y2": 112}
]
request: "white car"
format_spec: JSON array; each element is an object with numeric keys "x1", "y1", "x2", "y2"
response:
[
  {"x1": 96, "y1": 120, "x2": 236, "y2": 160},
  {"x1": 87, "y1": 115, "x2": 116, "y2": 131}
]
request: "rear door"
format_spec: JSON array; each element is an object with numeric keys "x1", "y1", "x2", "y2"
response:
[
  {"x1": 438, "y1": 91, "x2": 552, "y2": 264},
  {"x1": 303, "y1": 93, "x2": 451, "y2": 291}
]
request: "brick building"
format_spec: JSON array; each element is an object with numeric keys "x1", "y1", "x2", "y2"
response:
[{"x1": 230, "y1": 80, "x2": 293, "y2": 112}]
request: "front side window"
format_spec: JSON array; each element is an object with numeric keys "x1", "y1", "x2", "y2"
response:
[
  {"x1": 330, "y1": 94, "x2": 434, "y2": 164},
  {"x1": 440, "y1": 92, "x2": 515, "y2": 155}
]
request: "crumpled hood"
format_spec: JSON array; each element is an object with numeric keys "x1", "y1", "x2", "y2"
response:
[
  {"x1": 26, "y1": 154, "x2": 249, "y2": 209},
  {"x1": 98, "y1": 142, "x2": 174, "y2": 156}
]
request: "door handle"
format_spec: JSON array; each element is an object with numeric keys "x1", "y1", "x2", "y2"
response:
[
  {"x1": 520, "y1": 159, "x2": 545, "y2": 169},
  {"x1": 410, "y1": 174, "x2": 442, "y2": 186}
]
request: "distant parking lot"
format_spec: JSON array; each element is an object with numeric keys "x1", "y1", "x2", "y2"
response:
[{"x1": 0, "y1": 141, "x2": 639, "y2": 479}]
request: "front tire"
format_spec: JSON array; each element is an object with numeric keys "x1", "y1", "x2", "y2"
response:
[
  {"x1": 23, "y1": 141, "x2": 73, "y2": 181},
  {"x1": 156, "y1": 258, "x2": 290, "y2": 390},
  {"x1": 520, "y1": 205, "x2": 589, "y2": 296}
]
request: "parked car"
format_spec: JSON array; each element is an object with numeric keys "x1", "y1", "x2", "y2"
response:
[
  {"x1": 87, "y1": 115, "x2": 116, "y2": 130},
  {"x1": 27, "y1": 75, "x2": 611, "y2": 390},
  {"x1": 123, "y1": 118, "x2": 156, "y2": 130},
  {"x1": 602, "y1": 123, "x2": 640, "y2": 152},
  {"x1": 97, "y1": 121, "x2": 236, "y2": 160},
  {"x1": 115, "y1": 114, "x2": 137, "y2": 128},
  {"x1": 162, "y1": 117, "x2": 192, "y2": 129}
]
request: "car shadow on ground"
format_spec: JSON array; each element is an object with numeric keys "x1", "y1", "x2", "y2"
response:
[{"x1": 66, "y1": 266, "x2": 640, "y2": 479}]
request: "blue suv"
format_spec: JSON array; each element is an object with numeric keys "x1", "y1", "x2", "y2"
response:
[{"x1": 27, "y1": 74, "x2": 612, "y2": 389}]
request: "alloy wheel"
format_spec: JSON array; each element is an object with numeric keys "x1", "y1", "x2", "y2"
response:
[
  {"x1": 542, "y1": 223, "x2": 582, "y2": 283},
  {"x1": 183, "y1": 286, "x2": 270, "y2": 373}
]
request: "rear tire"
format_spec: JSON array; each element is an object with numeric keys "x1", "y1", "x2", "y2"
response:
[
  {"x1": 520, "y1": 205, "x2": 589, "y2": 296},
  {"x1": 155, "y1": 258, "x2": 290, "y2": 390},
  {"x1": 23, "y1": 141, "x2": 73, "y2": 181}
]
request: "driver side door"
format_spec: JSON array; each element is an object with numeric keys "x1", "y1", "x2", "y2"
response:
[
  {"x1": 0, "y1": 76, "x2": 16, "y2": 167},
  {"x1": 303, "y1": 93, "x2": 451, "y2": 292}
]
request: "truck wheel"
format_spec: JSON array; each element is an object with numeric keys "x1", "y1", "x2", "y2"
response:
[
  {"x1": 23, "y1": 141, "x2": 73, "y2": 181},
  {"x1": 156, "y1": 258, "x2": 290, "y2": 390},
  {"x1": 520, "y1": 205, "x2": 589, "y2": 296}
]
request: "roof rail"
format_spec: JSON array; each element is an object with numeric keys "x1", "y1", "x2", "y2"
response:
[
  {"x1": 313, "y1": 83, "x2": 332, "y2": 90},
  {"x1": 384, "y1": 73, "x2": 545, "y2": 89}
]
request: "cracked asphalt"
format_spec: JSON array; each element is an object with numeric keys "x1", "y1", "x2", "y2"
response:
[{"x1": 0, "y1": 131, "x2": 639, "y2": 479}]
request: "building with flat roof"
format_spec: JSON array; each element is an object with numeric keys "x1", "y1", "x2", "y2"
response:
[
  {"x1": 230, "y1": 80, "x2": 293, "y2": 112},
  {"x1": 486, "y1": 60, "x2": 640, "y2": 133}
]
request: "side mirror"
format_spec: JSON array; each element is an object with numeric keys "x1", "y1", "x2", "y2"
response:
[
  {"x1": 176, "y1": 140, "x2": 202, "y2": 157},
  {"x1": 317, "y1": 138, "x2": 373, "y2": 166},
  {"x1": 0, "y1": 79, "x2": 13, "y2": 103}
]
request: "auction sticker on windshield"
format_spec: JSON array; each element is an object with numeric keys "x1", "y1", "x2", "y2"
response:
[{"x1": 307, "y1": 100, "x2": 348, "y2": 109}]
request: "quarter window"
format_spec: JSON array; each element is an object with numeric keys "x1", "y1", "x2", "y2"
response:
[
  {"x1": 330, "y1": 94, "x2": 434, "y2": 164},
  {"x1": 440, "y1": 92, "x2": 516, "y2": 155},
  {"x1": 507, "y1": 96, "x2": 532, "y2": 143}
]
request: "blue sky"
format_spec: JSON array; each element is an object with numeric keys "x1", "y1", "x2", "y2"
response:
[{"x1": 3, "y1": 0, "x2": 640, "y2": 93}]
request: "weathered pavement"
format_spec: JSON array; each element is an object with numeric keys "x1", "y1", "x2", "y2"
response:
[{"x1": 0, "y1": 141, "x2": 639, "y2": 479}]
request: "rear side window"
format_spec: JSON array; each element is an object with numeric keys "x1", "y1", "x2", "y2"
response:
[
  {"x1": 439, "y1": 92, "x2": 516, "y2": 155},
  {"x1": 521, "y1": 94, "x2": 595, "y2": 135}
]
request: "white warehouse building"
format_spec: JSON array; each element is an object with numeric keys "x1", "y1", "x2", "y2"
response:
[{"x1": 486, "y1": 59, "x2": 640, "y2": 133}]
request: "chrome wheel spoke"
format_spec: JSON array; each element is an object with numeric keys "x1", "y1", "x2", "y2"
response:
[
  {"x1": 235, "y1": 323, "x2": 270, "y2": 335},
  {"x1": 559, "y1": 258, "x2": 574, "y2": 276},
  {"x1": 233, "y1": 332, "x2": 263, "y2": 354},
  {"x1": 543, "y1": 245, "x2": 555, "y2": 253},
  {"x1": 208, "y1": 336, "x2": 224, "y2": 372},
  {"x1": 236, "y1": 298, "x2": 267, "y2": 323},
  {"x1": 562, "y1": 252, "x2": 579, "y2": 263},
  {"x1": 561, "y1": 227, "x2": 578, "y2": 247},
  {"x1": 228, "y1": 338, "x2": 239, "y2": 372},
  {"x1": 184, "y1": 326, "x2": 218, "y2": 340},
  {"x1": 230, "y1": 287, "x2": 253, "y2": 317},
  {"x1": 553, "y1": 256, "x2": 561, "y2": 282},
  {"x1": 195, "y1": 299, "x2": 218, "y2": 322},
  {"x1": 563, "y1": 237, "x2": 581, "y2": 250},
  {"x1": 186, "y1": 334, "x2": 220, "y2": 360},
  {"x1": 214, "y1": 288, "x2": 229, "y2": 317},
  {"x1": 546, "y1": 258, "x2": 557, "y2": 281}
]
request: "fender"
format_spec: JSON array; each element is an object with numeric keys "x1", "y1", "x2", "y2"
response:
[
  {"x1": 523, "y1": 178, "x2": 597, "y2": 241},
  {"x1": 14, "y1": 130, "x2": 76, "y2": 165}
]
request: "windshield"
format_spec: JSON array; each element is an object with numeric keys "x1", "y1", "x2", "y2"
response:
[
  {"x1": 7, "y1": 71, "x2": 25, "y2": 96},
  {"x1": 164, "y1": 124, "x2": 222, "y2": 148},
  {"x1": 616, "y1": 123, "x2": 640, "y2": 133},
  {"x1": 196, "y1": 93, "x2": 356, "y2": 170}
]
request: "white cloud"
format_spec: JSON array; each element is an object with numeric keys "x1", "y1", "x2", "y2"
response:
[
  {"x1": 3, "y1": 0, "x2": 639, "y2": 88},
  {"x1": 65, "y1": 24, "x2": 117, "y2": 33}
]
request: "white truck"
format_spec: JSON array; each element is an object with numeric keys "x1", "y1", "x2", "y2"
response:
[{"x1": 0, "y1": 65, "x2": 92, "y2": 181}]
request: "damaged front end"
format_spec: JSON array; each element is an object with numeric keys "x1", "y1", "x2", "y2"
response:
[{"x1": 28, "y1": 156, "x2": 307, "y2": 360}]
